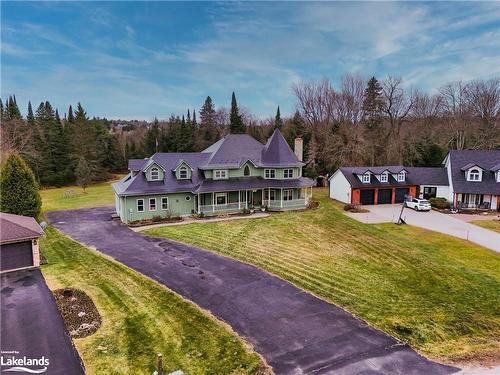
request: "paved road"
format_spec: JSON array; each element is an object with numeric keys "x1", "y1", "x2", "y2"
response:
[
  {"x1": 48, "y1": 207, "x2": 458, "y2": 375},
  {"x1": 1, "y1": 269, "x2": 84, "y2": 375},
  {"x1": 347, "y1": 205, "x2": 500, "y2": 252}
]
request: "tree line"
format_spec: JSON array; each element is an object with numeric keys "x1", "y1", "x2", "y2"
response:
[{"x1": 2, "y1": 76, "x2": 499, "y2": 188}]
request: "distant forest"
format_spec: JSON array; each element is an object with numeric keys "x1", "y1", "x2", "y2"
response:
[{"x1": 1, "y1": 74, "x2": 499, "y2": 187}]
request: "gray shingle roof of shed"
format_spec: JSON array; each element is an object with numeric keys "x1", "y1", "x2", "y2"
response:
[{"x1": 0, "y1": 212, "x2": 43, "y2": 244}]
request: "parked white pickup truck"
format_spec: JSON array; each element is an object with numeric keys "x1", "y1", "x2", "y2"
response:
[{"x1": 405, "y1": 198, "x2": 431, "y2": 211}]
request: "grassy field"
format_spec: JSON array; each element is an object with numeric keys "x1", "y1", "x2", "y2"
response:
[
  {"x1": 40, "y1": 176, "x2": 121, "y2": 212},
  {"x1": 471, "y1": 219, "x2": 500, "y2": 233},
  {"x1": 145, "y1": 188, "x2": 500, "y2": 364},
  {"x1": 40, "y1": 227, "x2": 264, "y2": 375}
]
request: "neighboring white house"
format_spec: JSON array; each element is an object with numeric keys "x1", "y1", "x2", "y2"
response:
[{"x1": 329, "y1": 150, "x2": 500, "y2": 210}]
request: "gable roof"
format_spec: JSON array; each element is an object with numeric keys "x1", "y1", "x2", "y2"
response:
[
  {"x1": 0, "y1": 212, "x2": 43, "y2": 244},
  {"x1": 449, "y1": 149, "x2": 500, "y2": 194},
  {"x1": 337, "y1": 166, "x2": 448, "y2": 188}
]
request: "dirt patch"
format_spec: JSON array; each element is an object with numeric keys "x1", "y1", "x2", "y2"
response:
[
  {"x1": 448, "y1": 349, "x2": 500, "y2": 368},
  {"x1": 53, "y1": 288, "x2": 101, "y2": 338}
]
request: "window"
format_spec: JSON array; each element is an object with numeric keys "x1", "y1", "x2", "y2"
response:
[
  {"x1": 215, "y1": 193, "x2": 227, "y2": 205},
  {"x1": 468, "y1": 168, "x2": 481, "y2": 181},
  {"x1": 151, "y1": 167, "x2": 160, "y2": 181},
  {"x1": 149, "y1": 198, "x2": 156, "y2": 211},
  {"x1": 161, "y1": 197, "x2": 168, "y2": 210},
  {"x1": 179, "y1": 167, "x2": 188, "y2": 179},
  {"x1": 380, "y1": 172, "x2": 388, "y2": 183},
  {"x1": 362, "y1": 173, "x2": 370, "y2": 183},
  {"x1": 264, "y1": 189, "x2": 276, "y2": 201},
  {"x1": 185, "y1": 195, "x2": 191, "y2": 201},
  {"x1": 214, "y1": 170, "x2": 228, "y2": 180},
  {"x1": 284, "y1": 169, "x2": 294, "y2": 179},
  {"x1": 283, "y1": 189, "x2": 293, "y2": 201},
  {"x1": 244, "y1": 165, "x2": 250, "y2": 176},
  {"x1": 397, "y1": 172, "x2": 405, "y2": 182},
  {"x1": 137, "y1": 199, "x2": 144, "y2": 212},
  {"x1": 265, "y1": 169, "x2": 276, "y2": 179}
]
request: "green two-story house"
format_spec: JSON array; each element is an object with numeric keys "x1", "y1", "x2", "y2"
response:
[{"x1": 112, "y1": 129, "x2": 314, "y2": 223}]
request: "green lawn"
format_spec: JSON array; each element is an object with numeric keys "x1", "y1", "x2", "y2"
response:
[
  {"x1": 40, "y1": 177, "x2": 121, "y2": 212},
  {"x1": 144, "y1": 188, "x2": 500, "y2": 364},
  {"x1": 471, "y1": 219, "x2": 500, "y2": 233},
  {"x1": 41, "y1": 228, "x2": 264, "y2": 375}
]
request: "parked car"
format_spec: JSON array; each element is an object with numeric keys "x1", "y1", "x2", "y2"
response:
[{"x1": 405, "y1": 198, "x2": 431, "y2": 211}]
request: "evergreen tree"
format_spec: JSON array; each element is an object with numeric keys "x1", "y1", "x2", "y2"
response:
[
  {"x1": 187, "y1": 109, "x2": 191, "y2": 125},
  {"x1": 0, "y1": 154, "x2": 42, "y2": 218},
  {"x1": 200, "y1": 96, "x2": 216, "y2": 128},
  {"x1": 362, "y1": 77, "x2": 383, "y2": 130},
  {"x1": 192, "y1": 109, "x2": 197, "y2": 127},
  {"x1": 229, "y1": 92, "x2": 245, "y2": 133},
  {"x1": 55, "y1": 109, "x2": 61, "y2": 123},
  {"x1": 27, "y1": 101, "x2": 35, "y2": 125},
  {"x1": 274, "y1": 106, "x2": 283, "y2": 130},
  {"x1": 0, "y1": 99, "x2": 4, "y2": 121},
  {"x1": 67, "y1": 104, "x2": 75, "y2": 122},
  {"x1": 143, "y1": 117, "x2": 161, "y2": 155},
  {"x1": 76, "y1": 156, "x2": 92, "y2": 192},
  {"x1": 6, "y1": 95, "x2": 22, "y2": 120},
  {"x1": 74, "y1": 102, "x2": 87, "y2": 121}
]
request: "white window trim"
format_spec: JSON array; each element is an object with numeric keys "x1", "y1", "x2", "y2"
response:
[
  {"x1": 467, "y1": 168, "x2": 481, "y2": 182},
  {"x1": 380, "y1": 173, "x2": 388, "y2": 183},
  {"x1": 264, "y1": 169, "x2": 276, "y2": 179},
  {"x1": 150, "y1": 167, "x2": 160, "y2": 181},
  {"x1": 397, "y1": 172, "x2": 405, "y2": 182},
  {"x1": 215, "y1": 192, "x2": 227, "y2": 205},
  {"x1": 362, "y1": 173, "x2": 370, "y2": 183},
  {"x1": 178, "y1": 166, "x2": 189, "y2": 179},
  {"x1": 149, "y1": 198, "x2": 157, "y2": 211},
  {"x1": 161, "y1": 197, "x2": 169, "y2": 210},
  {"x1": 283, "y1": 189, "x2": 293, "y2": 201},
  {"x1": 137, "y1": 199, "x2": 144, "y2": 212},
  {"x1": 214, "y1": 170, "x2": 228, "y2": 180},
  {"x1": 284, "y1": 168, "x2": 294, "y2": 179}
]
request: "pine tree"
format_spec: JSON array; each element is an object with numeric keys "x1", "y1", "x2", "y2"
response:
[
  {"x1": 7, "y1": 95, "x2": 22, "y2": 120},
  {"x1": 229, "y1": 92, "x2": 245, "y2": 134},
  {"x1": 27, "y1": 101, "x2": 35, "y2": 125},
  {"x1": 192, "y1": 109, "x2": 197, "y2": 127},
  {"x1": 55, "y1": 109, "x2": 61, "y2": 123},
  {"x1": 0, "y1": 99, "x2": 4, "y2": 121},
  {"x1": 362, "y1": 77, "x2": 383, "y2": 130},
  {"x1": 67, "y1": 104, "x2": 75, "y2": 122},
  {"x1": 0, "y1": 154, "x2": 42, "y2": 218},
  {"x1": 187, "y1": 109, "x2": 191, "y2": 125},
  {"x1": 274, "y1": 106, "x2": 283, "y2": 130},
  {"x1": 74, "y1": 102, "x2": 87, "y2": 121},
  {"x1": 143, "y1": 118, "x2": 161, "y2": 155}
]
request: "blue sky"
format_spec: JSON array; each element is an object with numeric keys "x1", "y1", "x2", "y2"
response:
[{"x1": 2, "y1": 1, "x2": 499, "y2": 120}]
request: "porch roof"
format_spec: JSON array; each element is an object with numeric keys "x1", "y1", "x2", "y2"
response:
[{"x1": 193, "y1": 177, "x2": 314, "y2": 194}]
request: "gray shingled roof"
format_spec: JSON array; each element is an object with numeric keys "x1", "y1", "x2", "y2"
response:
[
  {"x1": 0, "y1": 212, "x2": 43, "y2": 244},
  {"x1": 194, "y1": 177, "x2": 314, "y2": 194},
  {"x1": 449, "y1": 150, "x2": 500, "y2": 194},
  {"x1": 114, "y1": 130, "x2": 310, "y2": 196},
  {"x1": 337, "y1": 166, "x2": 448, "y2": 188}
]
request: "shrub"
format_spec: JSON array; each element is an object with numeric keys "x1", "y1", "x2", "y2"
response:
[
  {"x1": 0, "y1": 153, "x2": 42, "y2": 218},
  {"x1": 343, "y1": 204, "x2": 369, "y2": 213},
  {"x1": 152, "y1": 215, "x2": 163, "y2": 222},
  {"x1": 429, "y1": 197, "x2": 450, "y2": 209}
]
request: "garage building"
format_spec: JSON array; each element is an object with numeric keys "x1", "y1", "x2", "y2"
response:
[{"x1": 1, "y1": 212, "x2": 43, "y2": 273}]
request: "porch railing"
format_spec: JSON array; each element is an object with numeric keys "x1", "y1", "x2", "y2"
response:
[
  {"x1": 267, "y1": 198, "x2": 307, "y2": 209},
  {"x1": 199, "y1": 202, "x2": 241, "y2": 214}
]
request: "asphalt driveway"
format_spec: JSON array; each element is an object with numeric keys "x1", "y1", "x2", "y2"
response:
[
  {"x1": 346, "y1": 205, "x2": 500, "y2": 252},
  {"x1": 1, "y1": 269, "x2": 84, "y2": 375},
  {"x1": 47, "y1": 207, "x2": 458, "y2": 375}
]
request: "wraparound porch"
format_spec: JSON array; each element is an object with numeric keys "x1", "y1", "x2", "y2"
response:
[{"x1": 196, "y1": 187, "x2": 313, "y2": 215}]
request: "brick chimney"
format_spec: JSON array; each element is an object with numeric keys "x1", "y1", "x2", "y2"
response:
[{"x1": 294, "y1": 137, "x2": 303, "y2": 162}]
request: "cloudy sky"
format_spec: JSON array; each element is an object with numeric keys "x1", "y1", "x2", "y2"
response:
[{"x1": 2, "y1": 1, "x2": 499, "y2": 120}]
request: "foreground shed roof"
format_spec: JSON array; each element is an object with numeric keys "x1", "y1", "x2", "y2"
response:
[{"x1": 0, "y1": 212, "x2": 43, "y2": 244}]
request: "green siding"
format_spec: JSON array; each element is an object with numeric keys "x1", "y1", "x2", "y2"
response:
[
  {"x1": 120, "y1": 193, "x2": 195, "y2": 223},
  {"x1": 205, "y1": 165, "x2": 301, "y2": 179}
]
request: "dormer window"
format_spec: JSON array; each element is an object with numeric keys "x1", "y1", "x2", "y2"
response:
[
  {"x1": 468, "y1": 168, "x2": 481, "y2": 182},
  {"x1": 362, "y1": 173, "x2": 370, "y2": 183},
  {"x1": 179, "y1": 166, "x2": 188, "y2": 179},
  {"x1": 151, "y1": 167, "x2": 160, "y2": 181},
  {"x1": 244, "y1": 165, "x2": 250, "y2": 176},
  {"x1": 380, "y1": 172, "x2": 388, "y2": 183},
  {"x1": 397, "y1": 172, "x2": 405, "y2": 182}
]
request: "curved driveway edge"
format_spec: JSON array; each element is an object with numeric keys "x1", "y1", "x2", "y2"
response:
[
  {"x1": 1, "y1": 269, "x2": 85, "y2": 375},
  {"x1": 47, "y1": 207, "x2": 459, "y2": 375}
]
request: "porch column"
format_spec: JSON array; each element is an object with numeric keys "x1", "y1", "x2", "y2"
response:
[
  {"x1": 261, "y1": 189, "x2": 264, "y2": 206},
  {"x1": 281, "y1": 188, "x2": 283, "y2": 208},
  {"x1": 268, "y1": 188, "x2": 270, "y2": 206},
  {"x1": 197, "y1": 193, "x2": 201, "y2": 214},
  {"x1": 212, "y1": 192, "x2": 215, "y2": 212},
  {"x1": 245, "y1": 191, "x2": 248, "y2": 209},
  {"x1": 238, "y1": 190, "x2": 241, "y2": 210}
]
